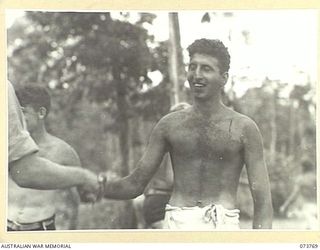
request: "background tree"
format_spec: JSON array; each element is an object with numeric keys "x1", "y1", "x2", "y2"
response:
[
  {"x1": 168, "y1": 13, "x2": 186, "y2": 105},
  {"x1": 8, "y1": 11, "x2": 165, "y2": 229}
]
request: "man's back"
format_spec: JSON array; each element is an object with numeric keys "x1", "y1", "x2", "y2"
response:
[{"x1": 161, "y1": 106, "x2": 251, "y2": 209}]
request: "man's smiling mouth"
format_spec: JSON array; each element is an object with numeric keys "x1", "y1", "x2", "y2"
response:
[{"x1": 194, "y1": 82, "x2": 206, "y2": 87}]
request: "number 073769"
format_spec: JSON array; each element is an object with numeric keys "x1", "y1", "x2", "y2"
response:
[{"x1": 300, "y1": 244, "x2": 318, "y2": 248}]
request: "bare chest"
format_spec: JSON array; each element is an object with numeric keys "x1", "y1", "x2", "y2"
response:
[{"x1": 167, "y1": 118, "x2": 243, "y2": 158}]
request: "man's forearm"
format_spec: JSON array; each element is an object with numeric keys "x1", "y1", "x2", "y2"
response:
[
  {"x1": 102, "y1": 165, "x2": 154, "y2": 200},
  {"x1": 104, "y1": 176, "x2": 144, "y2": 200},
  {"x1": 253, "y1": 203, "x2": 273, "y2": 229},
  {"x1": 9, "y1": 153, "x2": 91, "y2": 189}
]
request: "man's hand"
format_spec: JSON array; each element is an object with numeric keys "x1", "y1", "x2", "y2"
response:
[{"x1": 77, "y1": 170, "x2": 106, "y2": 203}]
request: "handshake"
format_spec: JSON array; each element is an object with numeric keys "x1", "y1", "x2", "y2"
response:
[{"x1": 77, "y1": 170, "x2": 107, "y2": 204}]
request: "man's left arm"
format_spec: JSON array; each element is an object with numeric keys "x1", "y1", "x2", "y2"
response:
[{"x1": 242, "y1": 118, "x2": 273, "y2": 229}]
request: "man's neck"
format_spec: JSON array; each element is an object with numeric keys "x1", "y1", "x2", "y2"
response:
[
  {"x1": 193, "y1": 93, "x2": 225, "y2": 117},
  {"x1": 30, "y1": 125, "x2": 49, "y2": 144}
]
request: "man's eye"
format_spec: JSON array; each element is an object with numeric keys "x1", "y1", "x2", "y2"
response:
[
  {"x1": 203, "y1": 66, "x2": 212, "y2": 72},
  {"x1": 188, "y1": 64, "x2": 196, "y2": 70}
]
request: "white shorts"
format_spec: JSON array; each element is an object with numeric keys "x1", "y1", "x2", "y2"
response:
[{"x1": 164, "y1": 204, "x2": 240, "y2": 230}]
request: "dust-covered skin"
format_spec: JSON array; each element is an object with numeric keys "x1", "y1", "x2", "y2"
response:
[
  {"x1": 8, "y1": 134, "x2": 80, "y2": 224},
  {"x1": 8, "y1": 100, "x2": 81, "y2": 226},
  {"x1": 164, "y1": 107, "x2": 245, "y2": 208},
  {"x1": 104, "y1": 51, "x2": 273, "y2": 229}
]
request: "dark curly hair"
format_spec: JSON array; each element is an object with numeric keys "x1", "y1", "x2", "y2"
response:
[
  {"x1": 16, "y1": 85, "x2": 51, "y2": 116},
  {"x1": 187, "y1": 38, "x2": 231, "y2": 73}
]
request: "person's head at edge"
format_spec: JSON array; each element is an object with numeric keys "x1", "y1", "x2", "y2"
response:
[{"x1": 16, "y1": 85, "x2": 51, "y2": 134}]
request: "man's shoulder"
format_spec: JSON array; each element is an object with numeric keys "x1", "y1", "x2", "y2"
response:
[
  {"x1": 160, "y1": 107, "x2": 192, "y2": 123},
  {"x1": 223, "y1": 109, "x2": 248, "y2": 124},
  {"x1": 42, "y1": 135, "x2": 80, "y2": 165},
  {"x1": 152, "y1": 108, "x2": 192, "y2": 135},
  {"x1": 227, "y1": 110, "x2": 261, "y2": 138},
  {"x1": 227, "y1": 109, "x2": 256, "y2": 126}
]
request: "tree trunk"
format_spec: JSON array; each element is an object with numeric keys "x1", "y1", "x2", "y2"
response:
[
  {"x1": 288, "y1": 99, "x2": 296, "y2": 157},
  {"x1": 113, "y1": 66, "x2": 137, "y2": 228},
  {"x1": 114, "y1": 67, "x2": 130, "y2": 177},
  {"x1": 269, "y1": 91, "x2": 277, "y2": 165},
  {"x1": 168, "y1": 13, "x2": 184, "y2": 105},
  {"x1": 130, "y1": 117, "x2": 143, "y2": 168}
]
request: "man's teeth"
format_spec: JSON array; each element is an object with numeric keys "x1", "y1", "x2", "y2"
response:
[{"x1": 195, "y1": 83, "x2": 204, "y2": 87}]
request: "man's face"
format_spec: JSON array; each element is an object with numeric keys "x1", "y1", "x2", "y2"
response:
[
  {"x1": 21, "y1": 105, "x2": 40, "y2": 133},
  {"x1": 187, "y1": 53, "x2": 228, "y2": 100}
]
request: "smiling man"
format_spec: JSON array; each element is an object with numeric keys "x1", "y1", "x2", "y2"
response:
[{"x1": 102, "y1": 39, "x2": 273, "y2": 230}]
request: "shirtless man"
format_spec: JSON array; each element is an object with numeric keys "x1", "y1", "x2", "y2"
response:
[
  {"x1": 102, "y1": 39, "x2": 273, "y2": 230},
  {"x1": 8, "y1": 81, "x2": 102, "y2": 225},
  {"x1": 8, "y1": 85, "x2": 81, "y2": 231}
]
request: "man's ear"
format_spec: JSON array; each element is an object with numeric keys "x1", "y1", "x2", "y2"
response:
[
  {"x1": 221, "y1": 72, "x2": 229, "y2": 86},
  {"x1": 38, "y1": 107, "x2": 47, "y2": 119}
]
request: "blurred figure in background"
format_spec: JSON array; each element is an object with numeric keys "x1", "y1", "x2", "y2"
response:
[
  {"x1": 8, "y1": 85, "x2": 81, "y2": 231},
  {"x1": 142, "y1": 102, "x2": 191, "y2": 229},
  {"x1": 280, "y1": 159, "x2": 317, "y2": 230}
]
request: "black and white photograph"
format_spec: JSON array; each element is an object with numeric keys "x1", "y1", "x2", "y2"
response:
[{"x1": 6, "y1": 9, "x2": 317, "y2": 233}]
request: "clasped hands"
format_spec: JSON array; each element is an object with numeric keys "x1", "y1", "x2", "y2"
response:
[{"x1": 77, "y1": 170, "x2": 107, "y2": 204}]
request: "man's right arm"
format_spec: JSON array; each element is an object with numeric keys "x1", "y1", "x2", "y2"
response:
[
  {"x1": 8, "y1": 81, "x2": 99, "y2": 195},
  {"x1": 9, "y1": 153, "x2": 99, "y2": 192},
  {"x1": 103, "y1": 119, "x2": 169, "y2": 200}
]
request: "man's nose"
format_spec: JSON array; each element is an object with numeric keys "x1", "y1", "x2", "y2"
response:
[{"x1": 194, "y1": 66, "x2": 203, "y2": 79}]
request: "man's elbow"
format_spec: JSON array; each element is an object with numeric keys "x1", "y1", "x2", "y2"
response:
[
  {"x1": 9, "y1": 155, "x2": 37, "y2": 188},
  {"x1": 9, "y1": 168, "x2": 32, "y2": 188},
  {"x1": 124, "y1": 177, "x2": 146, "y2": 199}
]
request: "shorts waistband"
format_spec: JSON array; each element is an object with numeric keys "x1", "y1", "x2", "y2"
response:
[
  {"x1": 7, "y1": 215, "x2": 55, "y2": 231},
  {"x1": 165, "y1": 204, "x2": 240, "y2": 225}
]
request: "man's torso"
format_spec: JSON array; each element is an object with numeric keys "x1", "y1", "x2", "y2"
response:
[
  {"x1": 8, "y1": 135, "x2": 73, "y2": 223},
  {"x1": 163, "y1": 107, "x2": 247, "y2": 209}
]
